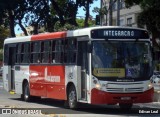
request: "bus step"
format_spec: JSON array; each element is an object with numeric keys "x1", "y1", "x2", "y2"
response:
[
  {"x1": 78, "y1": 100, "x2": 88, "y2": 103},
  {"x1": 81, "y1": 98, "x2": 87, "y2": 100},
  {"x1": 9, "y1": 90, "x2": 15, "y2": 95}
]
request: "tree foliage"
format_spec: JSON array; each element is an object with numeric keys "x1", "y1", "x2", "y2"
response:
[
  {"x1": 0, "y1": 0, "x2": 97, "y2": 38},
  {"x1": 124, "y1": 0, "x2": 141, "y2": 8},
  {"x1": 0, "y1": 0, "x2": 24, "y2": 37},
  {"x1": 54, "y1": 18, "x2": 95, "y2": 31},
  {"x1": 0, "y1": 26, "x2": 10, "y2": 48}
]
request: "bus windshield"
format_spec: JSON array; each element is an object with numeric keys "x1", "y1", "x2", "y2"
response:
[{"x1": 92, "y1": 41, "x2": 153, "y2": 81}]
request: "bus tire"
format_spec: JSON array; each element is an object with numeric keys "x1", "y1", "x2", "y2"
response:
[
  {"x1": 23, "y1": 82, "x2": 31, "y2": 102},
  {"x1": 68, "y1": 85, "x2": 78, "y2": 109},
  {"x1": 119, "y1": 103, "x2": 132, "y2": 110}
]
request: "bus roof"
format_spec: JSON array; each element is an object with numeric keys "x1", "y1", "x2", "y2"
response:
[
  {"x1": 4, "y1": 26, "x2": 148, "y2": 44},
  {"x1": 67, "y1": 26, "x2": 147, "y2": 37},
  {"x1": 4, "y1": 36, "x2": 31, "y2": 44}
]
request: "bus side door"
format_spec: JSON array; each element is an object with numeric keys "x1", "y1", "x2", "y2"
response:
[
  {"x1": 8, "y1": 45, "x2": 16, "y2": 91},
  {"x1": 77, "y1": 41, "x2": 88, "y2": 100}
]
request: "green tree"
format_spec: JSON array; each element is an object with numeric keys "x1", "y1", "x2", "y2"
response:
[
  {"x1": 0, "y1": 26, "x2": 10, "y2": 48},
  {"x1": 26, "y1": 0, "x2": 51, "y2": 34},
  {"x1": 15, "y1": 0, "x2": 31, "y2": 36},
  {"x1": 0, "y1": 0, "x2": 30, "y2": 37},
  {"x1": 76, "y1": 18, "x2": 95, "y2": 28},
  {"x1": 51, "y1": 0, "x2": 96, "y2": 28},
  {"x1": 0, "y1": 0, "x2": 98, "y2": 37},
  {"x1": 0, "y1": 0, "x2": 16, "y2": 37},
  {"x1": 54, "y1": 18, "x2": 95, "y2": 31},
  {"x1": 0, "y1": 26, "x2": 10, "y2": 61}
]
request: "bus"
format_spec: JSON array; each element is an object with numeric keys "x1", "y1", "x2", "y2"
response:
[{"x1": 3, "y1": 26, "x2": 154, "y2": 109}]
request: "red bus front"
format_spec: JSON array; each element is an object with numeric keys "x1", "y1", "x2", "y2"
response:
[{"x1": 90, "y1": 40, "x2": 154, "y2": 108}]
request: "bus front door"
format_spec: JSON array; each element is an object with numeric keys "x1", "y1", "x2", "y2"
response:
[
  {"x1": 78, "y1": 42, "x2": 88, "y2": 100},
  {"x1": 8, "y1": 47, "x2": 16, "y2": 91}
]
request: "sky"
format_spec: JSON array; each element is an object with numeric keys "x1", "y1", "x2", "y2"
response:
[
  {"x1": 77, "y1": 0, "x2": 100, "y2": 18},
  {"x1": 15, "y1": 0, "x2": 100, "y2": 34}
]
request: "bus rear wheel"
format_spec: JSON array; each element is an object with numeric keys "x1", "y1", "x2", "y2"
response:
[
  {"x1": 119, "y1": 103, "x2": 133, "y2": 110},
  {"x1": 68, "y1": 85, "x2": 78, "y2": 109},
  {"x1": 23, "y1": 82, "x2": 31, "y2": 102}
]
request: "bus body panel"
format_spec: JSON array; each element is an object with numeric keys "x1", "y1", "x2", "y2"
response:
[
  {"x1": 14, "y1": 65, "x2": 29, "y2": 94},
  {"x1": 47, "y1": 65, "x2": 65, "y2": 99},
  {"x1": 65, "y1": 66, "x2": 79, "y2": 99},
  {"x1": 30, "y1": 65, "x2": 66, "y2": 99},
  {"x1": 31, "y1": 32, "x2": 67, "y2": 41},
  {"x1": 30, "y1": 65, "x2": 47, "y2": 97},
  {"x1": 91, "y1": 88, "x2": 154, "y2": 105},
  {"x1": 3, "y1": 66, "x2": 11, "y2": 92},
  {"x1": 90, "y1": 80, "x2": 154, "y2": 104},
  {"x1": 4, "y1": 36, "x2": 31, "y2": 44}
]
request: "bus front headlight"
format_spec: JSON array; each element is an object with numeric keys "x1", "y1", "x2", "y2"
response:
[
  {"x1": 93, "y1": 77, "x2": 101, "y2": 90},
  {"x1": 95, "y1": 84, "x2": 101, "y2": 89},
  {"x1": 148, "y1": 82, "x2": 153, "y2": 90}
]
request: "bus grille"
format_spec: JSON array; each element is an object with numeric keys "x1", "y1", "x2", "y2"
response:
[{"x1": 106, "y1": 82, "x2": 144, "y2": 93}]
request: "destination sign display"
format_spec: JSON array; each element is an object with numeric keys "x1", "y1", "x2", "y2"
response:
[{"x1": 91, "y1": 28, "x2": 149, "y2": 39}]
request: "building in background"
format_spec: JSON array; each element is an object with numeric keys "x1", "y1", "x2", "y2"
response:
[
  {"x1": 100, "y1": 0, "x2": 160, "y2": 71},
  {"x1": 101, "y1": 0, "x2": 141, "y2": 27}
]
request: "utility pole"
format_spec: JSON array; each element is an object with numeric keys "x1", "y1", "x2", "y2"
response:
[
  {"x1": 105, "y1": 7, "x2": 108, "y2": 26},
  {"x1": 102, "y1": 0, "x2": 108, "y2": 26},
  {"x1": 117, "y1": 0, "x2": 120, "y2": 26},
  {"x1": 109, "y1": 0, "x2": 112, "y2": 26},
  {"x1": 100, "y1": 0, "x2": 103, "y2": 25}
]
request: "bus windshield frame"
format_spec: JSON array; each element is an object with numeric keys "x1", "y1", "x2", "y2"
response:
[{"x1": 91, "y1": 40, "x2": 153, "y2": 82}]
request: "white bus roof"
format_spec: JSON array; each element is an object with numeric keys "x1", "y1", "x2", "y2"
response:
[
  {"x1": 4, "y1": 26, "x2": 147, "y2": 44},
  {"x1": 4, "y1": 36, "x2": 31, "y2": 44}
]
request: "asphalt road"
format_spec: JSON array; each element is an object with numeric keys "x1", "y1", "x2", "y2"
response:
[{"x1": 0, "y1": 78, "x2": 160, "y2": 117}]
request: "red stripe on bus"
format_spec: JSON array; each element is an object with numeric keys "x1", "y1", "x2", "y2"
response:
[{"x1": 31, "y1": 32, "x2": 67, "y2": 41}]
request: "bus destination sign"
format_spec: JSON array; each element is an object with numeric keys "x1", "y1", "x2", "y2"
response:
[
  {"x1": 91, "y1": 28, "x2": 149, "y2": 39},
  {"x1": 103, "y1": 30, "x2": 134, "y2": 37}
]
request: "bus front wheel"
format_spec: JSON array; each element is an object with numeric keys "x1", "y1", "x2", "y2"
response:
[{"x1": 68, "y1": 85, "x2": 78, "y2": 109}]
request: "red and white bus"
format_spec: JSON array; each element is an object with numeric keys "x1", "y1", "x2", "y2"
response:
[{"x1": 3, "y1": 26, "x2": 154, "y2": 109}]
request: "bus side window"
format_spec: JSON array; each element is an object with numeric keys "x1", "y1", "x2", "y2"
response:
[
  {"x1": 41, "y1": 41, "x2": 51, "y2": 63},
  {"x1": 30, "y1": 43, "x2": 33, "y2": 63},
  {"x1": 51, "y1": 40, "x2": 56, "y2": 63},
  {"x1": 20, "y1": 43, "x2": 24, "y2": 63},
  {"x1": 55, "y1": 40, "x2": 63, "y2": 63},
  {"x1": 22, "y1": 43, "x2": 30, "y2": 63},
  {"x1": 31, "y1": 41, "x2": 41, "y2": 64},
  {"x1": 51, "y1": 40, "x2": 63, "y2": 64},
  {"x1": 64, "y1": 38, "x2": 77, "y2": 64},
  {"x1": 16, "y1": 43, "x2": 22, "y2": 64}
]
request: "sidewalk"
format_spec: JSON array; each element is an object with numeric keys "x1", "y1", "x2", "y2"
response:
[
  {"x1": 138, "y1": 102, "x2": 160, "y2": 109},
  {"x1": 136, "y1": 92, "x2": 160, "y2": 108}
]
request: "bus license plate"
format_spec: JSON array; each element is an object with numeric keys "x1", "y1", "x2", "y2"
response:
[{"x1": 121, "y1": 97, "x2": 131, "y2": 100}]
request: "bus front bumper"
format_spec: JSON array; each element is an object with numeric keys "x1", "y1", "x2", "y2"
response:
[{"x1": 91, "y1": 88, "x2": 154, "y2": 105}]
